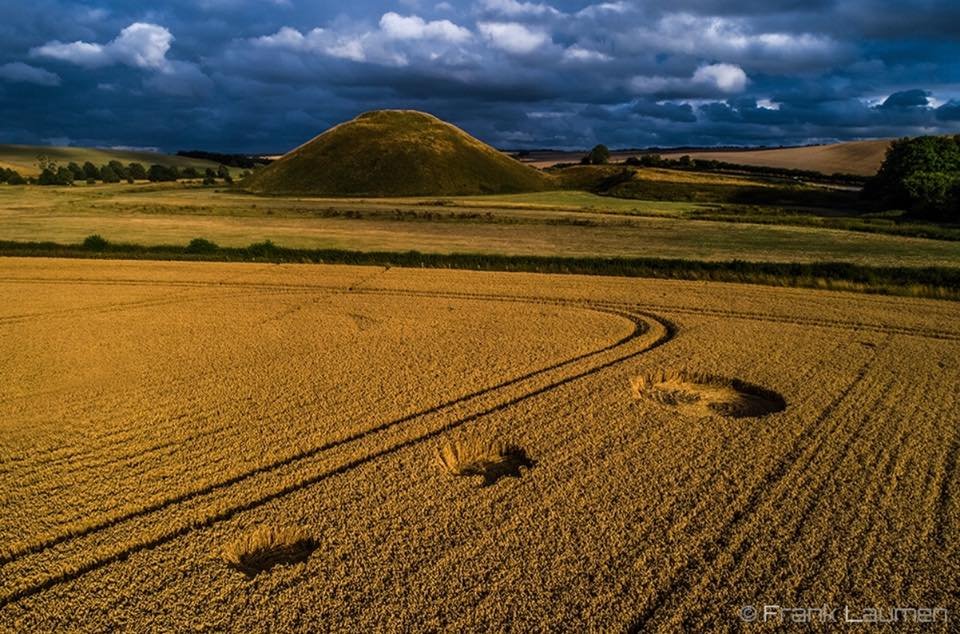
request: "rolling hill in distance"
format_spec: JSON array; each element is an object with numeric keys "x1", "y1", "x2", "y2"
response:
[
  {"x1": 2, "y1": 114, "x2": 893, "y2": 183},
  {"x1": 0, "y1": 144, "x2": 229, "y2": 177},
  {"x1": 519, "y1": 139, "x2": 892, "y2": 177},
  {"x1": 244, "y1": 110, "x2": 552, "y2": 196}
]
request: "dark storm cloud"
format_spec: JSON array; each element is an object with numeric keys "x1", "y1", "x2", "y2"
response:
[
  {"x1": 879, "y1": 89, "x2": 931, "y2": 109},
  {"x1": 2, "y1": 0, "x2": 959, "y2": 151}
]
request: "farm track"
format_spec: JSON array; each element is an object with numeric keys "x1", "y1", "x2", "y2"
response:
[{"x1": 0, "y1": 289, "x2": 674, "y2": 608}]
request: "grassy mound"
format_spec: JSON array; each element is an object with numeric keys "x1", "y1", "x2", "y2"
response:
[{"x1": 244, "y1": 110, "x2": 552, "y2": 197}]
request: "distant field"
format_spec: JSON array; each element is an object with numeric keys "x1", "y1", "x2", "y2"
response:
[
  {"x1": 1, "y1": 258, "x2": 957, "y2": 630},
  {"x1": 659, "y1": 139, "x2": 891, "y2": 177},
  {"x1": 519, "y1": 139, "x2": 891, "y2": 177},
  {"x1": 1, "y1": 183, "x2": 959, "y2": 267},
  {"x1": 0, "y1": 144, "x2": 229, "y2": 177}
]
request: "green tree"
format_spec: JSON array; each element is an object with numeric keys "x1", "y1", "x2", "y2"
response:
[
  {"x1": 147, "y1": 164, "x2": 178, "y2": 182},
  {"x1": 67, "y1": 162, "x2": 85, "y2": 180},
  {"x1": 82, "y1": 161, "x2": 100, "y2": 180},
  {"x1": 38, "y1": 168, "x2": 58, "y2": 185},
  {"x1": 864, "y1": 135, "x2": 960, "y2": 219},
  {"x1": 581, "y1": 144, "x2": 611, "y2": 165},
  {"x1": 127, "y1": 162, "x2": 147, "y2": 180},
  {"x1": 7, "y1": 170, "x2": 25, "y2": 185},
  {"x1": 100, "y1": 164, "x2": 121, "y2": 183},
  {"x1": 108, "y1": 160, "x2": 128, "y2": 180},
  {"x1": 181, "y1": 166, "x2": 200, "y2": 179},
  {"x1": 56, "y1": 166, "x2": 74, "y2": 185},
  {"x1": 217, "y1": 164, "x2": 233, "y2": 183}
]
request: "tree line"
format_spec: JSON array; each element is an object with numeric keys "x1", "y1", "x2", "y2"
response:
[{"x1": 0, "y1": 154, "x2": 244, "y2": 186}]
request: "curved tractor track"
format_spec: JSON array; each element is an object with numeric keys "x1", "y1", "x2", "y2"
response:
[{"x1": 0, "y1": 287, "x2": 676, "y2": 609}]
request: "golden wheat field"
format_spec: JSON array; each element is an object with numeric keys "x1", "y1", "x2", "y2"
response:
[{"x1": 1, "y1": 257, "x2": 958, "y2": 631}]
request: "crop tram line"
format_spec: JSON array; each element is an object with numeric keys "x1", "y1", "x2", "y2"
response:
[
  {"x1": 2, "y1": 279, "x2": 957, "y2": 611},
  {"x1": 0, "y1": 289, "x2": 675, "y2": 609},
  {"x1": 2, "y1": 273, "x2": 958, "y2": 341},
  {"x1": 626, "y1": 340, "x2": 889, "y2": 631}
]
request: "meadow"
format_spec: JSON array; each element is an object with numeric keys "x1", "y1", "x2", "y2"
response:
[
  {"x1": 1, "y1": 183, "x2": 959, "y2": 269},
  {"x1": 0, "y1": 258, "x2": 957, "y2": 630}
]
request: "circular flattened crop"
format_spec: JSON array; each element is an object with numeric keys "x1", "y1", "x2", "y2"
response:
[{"x1": 631, "y1": 369, "x2": 786, "y2": 419}]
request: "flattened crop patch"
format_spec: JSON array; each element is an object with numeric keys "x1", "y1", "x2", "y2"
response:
[
  {"x1": 221, "y1": 526, "x2": 316, "y2": 577},
  {"x1": 436, "y1": 437, "x2": 535, "y2": 486},
  {"x1": 631, "y1": 369, "x2": 786, "y2": 419}
]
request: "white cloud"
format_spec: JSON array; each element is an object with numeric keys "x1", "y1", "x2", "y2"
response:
[
  {"x1": 480, "y1": 0, "x2": 560, "y2": 17},
  {"x1": 478, "y1": 21, "x2": 549, "y2": 54},
  {"x1": 0, "y1": 62, "x2": 61, "y2": 86},
  {"x1": 628, "y1": 14, "x2": 839, "y2": 72},
  {"x1": 254, "y1": 27, "x2": 368, "y2": 62},
  {"x1": 32, "y1": 23, "x2": 173, "y2": 70},
  {"x1": 576, "y1": 2, "x2": 630, "y2": 18},
  {"x1": 692, "y1": 63, "x2": 747, "y2": 93},
  {"x1": 253, "y1": 14, "x2": 471, "y2": 66},
  {"x1": 562, "y1": 45, "x2": 611, "y2": 63},
  {"x1": 379, "y1": 12, "x2": 471, "y2": 43},
  {"x1": 631, "y1": 63, "x2": 748, "y2": 97},
  {"x1": 32, "y1": 40, "x2": 108, "y2": 68}
]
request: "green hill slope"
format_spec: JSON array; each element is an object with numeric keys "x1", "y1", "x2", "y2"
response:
[
  {"x1": 0, "y1": 145, "x2": 227, "y2": 177},
  {"x1": 244, "y1": 110, "x2": 552, "y2": 196}
]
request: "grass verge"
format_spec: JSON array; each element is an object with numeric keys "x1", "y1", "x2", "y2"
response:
[{"x1": 1, "y1": 237, "x2": 958, "y2": 300}]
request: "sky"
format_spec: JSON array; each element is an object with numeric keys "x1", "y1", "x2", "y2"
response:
[{"x1": 2, "y1": 0, "x2": 960, "y2": 153}]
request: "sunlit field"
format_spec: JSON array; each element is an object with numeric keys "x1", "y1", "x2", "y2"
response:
[{"x1": 1, "y1": 258, "x2": 957, "y2": 630}]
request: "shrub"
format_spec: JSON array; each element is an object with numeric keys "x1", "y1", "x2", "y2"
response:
[{"x1": 247, "y1": 240, "x2": 279, "y2": 257}]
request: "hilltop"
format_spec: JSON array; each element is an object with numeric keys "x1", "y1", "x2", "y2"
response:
[{"x1": 243, "y1": 110, "x2": 552, "y2": 196}]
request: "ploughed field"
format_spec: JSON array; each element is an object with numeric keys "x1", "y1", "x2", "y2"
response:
[{"x1": 1, "y1": 258, "x2": 958, "y2": 630}]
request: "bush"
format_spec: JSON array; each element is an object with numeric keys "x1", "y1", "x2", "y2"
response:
[
  {"x1": 185, "y1": 237, "x2": 219, "y2": 253},
  {"x1": 247, "y1": 240, "x2": 279, "y2": 257},
  {"x1": 82, "y1": 234, "x2": 109, "y2": 251}
]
